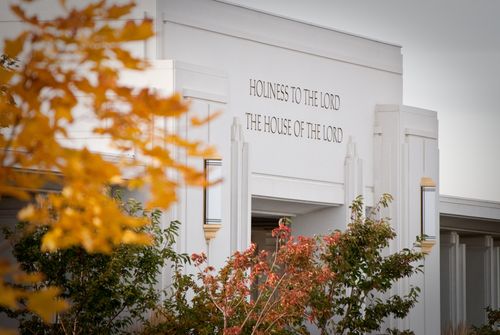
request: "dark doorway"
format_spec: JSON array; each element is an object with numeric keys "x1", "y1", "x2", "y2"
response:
[{"x1": 251, "y1": 216, "x2": 281, "y2": 260}]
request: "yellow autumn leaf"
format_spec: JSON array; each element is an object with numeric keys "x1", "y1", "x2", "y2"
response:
[
  {"x1": 147, "y1": 177, "x2": 177, "y2": 209},
  {"x1": 106, "y1": 2, "x2": 135, "y2": 19},
  {"x1": 143, "y1": 146, "x2": 174, "y2": 164},
  {"x1": 188, "y1": 144, "x2": 218, "y2": 158},
  {"x1": 9, "y1": 5, "x2": 38, "y2": 25},
  {"x1": 17, "y1": 204, "x2": 35, "y2": 221},
  {"x1": 127, "y1": 178, "x2": 145, "y2": 189},
  {"x1": 182, "y1": 170, "x2": 207, "y2": 187},
  {"x1": 165, "y1": 134, "x2": 198, "y2": 149},
  {"x1": 122, "y1": 230, "x2": 153, "y2": 245},
  {"x1": 0, "y1": 68, "x2": 15, "y2": 86},
  {"x1": 113, "y1": 47, "x2": 143, "y2": 69},
  {"x1": 26, "y1": 287, "x2": 68, "y2": 323},
  {"x1": 51, "y1": 96, "x2": 76, "y2": 122},
  {"x1": 191, "y1": 110, "x2": 222, "y2": 127},
  {"x1": 0, "y1": 285, "x2": 20, "y2": 309},
  {"x1": 109, "y1": 175, "x2": 123, "y2": 185},
  {"x1": 4, "y1": 32, "x2": 29, "y2": 58},
  {"x1": 12, "y1": 272, "x2": 44, "y2": 284},
  {"x1": 125, "y1": 216, "x2": 149, "y2": 228},
  {"x1": 81, "y1": 1, "x2": 103, "y2": 18},
  {"x1": 118, "y1": 20, "x2": 154, "y2": 41},
  {"x1": 2, "y1": 0, "x2": 213, "y2": 262},
  {"x1": 154, "y1": 93, "x2": 190, "y2": 117},
  {"x1": 40, "y1": 228, "x2": 63, "y2": 252}
]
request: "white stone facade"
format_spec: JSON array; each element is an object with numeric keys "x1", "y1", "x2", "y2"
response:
[{"x1": 2, "y1": 1, "x2": 500, "y2": 333}]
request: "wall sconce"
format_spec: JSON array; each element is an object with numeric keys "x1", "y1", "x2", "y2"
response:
[
  {"x1": 203, "y1": 158, "x2": 222, "y2": 241},
  {"x1": 420, "y1": 177, "x2": 436, "y2": 253}
]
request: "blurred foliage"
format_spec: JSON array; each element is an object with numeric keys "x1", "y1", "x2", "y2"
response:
[
  {"x1": 0, "y1": 0, "x2": 214, "y2": 327},
  {"x1": 143, "y1": 195, "x2": 425, "y2": 335}
]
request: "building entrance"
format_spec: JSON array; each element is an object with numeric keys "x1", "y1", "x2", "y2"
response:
[{"x1": 251, "y1": 215, "x2": 281, "y2": 259}]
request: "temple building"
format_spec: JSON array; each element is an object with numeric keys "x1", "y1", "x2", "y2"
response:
[{"x1": 1, "y1": 0, "x2": 500, "y2": 333}]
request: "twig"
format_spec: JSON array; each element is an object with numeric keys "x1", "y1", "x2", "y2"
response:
[{"x1": 250, "y1": 273, "x2": 286, "y2": 335}]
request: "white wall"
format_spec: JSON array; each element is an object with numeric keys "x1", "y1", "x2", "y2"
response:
[
  {"x1": 158, "y1": 0, "x2": 402, "y2": 208},
  {"x1": 292, "y1": 206, "x2": 345, "y2": 237},
  {"x1": 226, "y1": 0, "x2": 500, "y2": 203}
]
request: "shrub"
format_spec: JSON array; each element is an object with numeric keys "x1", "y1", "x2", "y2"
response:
[
  {"x1": 3, "y1": 194, "x2": 424, "y2": 335},
  {"x1": 147, "y1": 195, "x2": 425, "y2": 335},
  {"x1": 1, "y1": 197, "x2": 188, "y2": 335},
  {"x1": 471, "y1": 307, "x2": 500, "y2": 335},
  {"x1": 308, "y1": 194, "x2": 425, "y2": 335},
  {"x1": 145, "y1": 218, "x2": 327, "y2": 334}
]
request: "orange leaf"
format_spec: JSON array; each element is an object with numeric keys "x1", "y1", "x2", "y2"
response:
[
  {"x1": 113, "y1": 47, "x2": 143, "y2": 69},
  {"x1": 10, "y1": 5, "x2": 38, "y2": 25},
  {"x1": 82, "y1": 0, "x2": 105, "y2": 18},
  {"x1": 0, "y1": 69, "x2": 15, "y2": 87},
  {"x1": 106, "y1": 2, "x2": 135, "y2": 19},
  {"x1": 0, "y1": 102, "x2": 18, "y2": 127},
  {"x1": 118, "y1": 20, "x2": 154, "y2": 41},
  {"x1": 73, "y1": 78, "x2": 96, "y2": 94},
  {"x1": 122, "y1": 230, "x2": 153, "y2": 245},
  {"x1": 154, "y1": 93, "x2": 189, "y2": 117},
  {"x1": 92, "y1": 24, "x2": 115, "y2": 43},
  {"x1": 26, "y1": 287, "x2": 68, "y2": 323},
  {"x1": 4, "y1": 32, "x2": 28, "y2": 58},
  {"x1": 17, "y1": 204, "x2": 35, "y2": 221},
  {"x1": 0, "y1": 286, "x2": 20, "y2": 309},
  {"x1": 191, "y1": 110, "x2": 222, "y2": 127},
  {"x1": 51, "y1": 95, "x2": 76, "y2": 122},
  {"x1": 13, "y1": 272, "x2": 44, "y2": 284}
]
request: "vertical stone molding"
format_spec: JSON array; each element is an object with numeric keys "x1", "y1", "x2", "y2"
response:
[
  {"x1": 374, "y1": 105, "x2": 440, "y2": 334},
  {"x1": 462, "y1": 235, "x2": 500, "y2": 326},
  {"x1": 440, "y1": 232, "x2": 467, "y2": 328},
  {"x1": 230, "y1": 117, "x2": 250, "y2": 253},
  {"x1": 344, "y1": 136, "x2": 364, "y2": 224}
]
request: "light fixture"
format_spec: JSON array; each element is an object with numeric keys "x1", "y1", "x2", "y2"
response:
[
  {"x1": 203, "y1": 158, "x2": 222, "y2": 241},
  {"x1": 420, "y1": 177, "x2": 436, "y2": 253}
]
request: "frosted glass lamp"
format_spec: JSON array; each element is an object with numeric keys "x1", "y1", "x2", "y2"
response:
[
  {"x1": 203, "y1": 158, "x2": 222, "y2": 241},
  {"x1": 420, "y1": 177, "x2": 436, "y2": 253}
]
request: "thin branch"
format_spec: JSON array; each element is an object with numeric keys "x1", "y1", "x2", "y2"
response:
[
  {"x1": 105, "y1": 303, "x2": 128, "y2": 330},
  {"x1": 59, "y1": 316, "x2": 69, "y2": 335},
  {"x1": 263, "y1": 311, "x2": 287, "y2": 333},
  {"x1": 250, "y1": 273, "x2": 287, "y2": 335}
]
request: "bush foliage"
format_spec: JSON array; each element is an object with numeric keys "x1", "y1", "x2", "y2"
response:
[
  {"x1": 310, "y1": 194, "x2": 424, "y2": 335},
  {"x1": 2, "y1": 197, "x2": 188, "y2": 335},
  {"x1": 0, "y1": 0, "x2": 214, "y2": 325},
  {"x1": 2, "y1": 195, "x2": 426, "y2": 335},
  {"x1": 144, "y1": 195, "x2": 425, "y2": 335}
]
